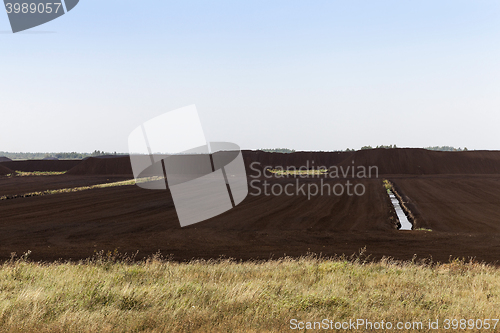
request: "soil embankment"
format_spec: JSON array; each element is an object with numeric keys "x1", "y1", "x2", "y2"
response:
[
  {"x1": 0, "y1": 160, "x2": 81, "y2": 172},
  {"x1": 242, "y1": 150, "x2": 353, "y2": 175},
  {"x1": 65, "y1": 151, "x2": 354, "y2": 177},
  {"x1": 66, "y1": 157, "x2": 133, "y2": 176},
  {"x1": 338, "y1": 148, "x2": 500, "y2": 175},
  {"x1": 64, "y1": 149, "x2": 500, "y2": 177},
  {"x1": 0, "y1": 164, "x2": 13, "y2": 176}
]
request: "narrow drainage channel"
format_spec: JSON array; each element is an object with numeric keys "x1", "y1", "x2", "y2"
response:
[{"x1": 389, "y1": 191, "x2": 412, "y2": 230}]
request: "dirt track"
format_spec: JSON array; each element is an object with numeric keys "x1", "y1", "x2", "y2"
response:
[{"x1": 2, "y1": 149, "x2": 500, "y2": 263}]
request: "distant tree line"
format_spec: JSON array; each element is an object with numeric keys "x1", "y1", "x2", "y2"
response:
[
  {"x1": 348, "y1": 145, "x2": 468, "y2": 152},
  {"x1": 1, "y1": 146, "x2": 471, "y2": 159},
  {"x1": 0, "y1": 150, "x2": 126, "y2": 160},
  {"x1": 360, "y1": 145, "x2": 398, "y2": 150},
  {"x1": 424, "y1": 146, "x2": 468, "y2": 151},
  {"x1": 260, "y1": 148, "x2": 296, "y2": 153}
]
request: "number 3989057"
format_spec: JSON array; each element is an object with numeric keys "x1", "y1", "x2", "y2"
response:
[{"x1": 5, "y1": 2, "x2": 62, "y2": 14}]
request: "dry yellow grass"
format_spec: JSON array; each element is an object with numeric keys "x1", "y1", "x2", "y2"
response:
[
  {"x1": 10, "y1": 171, "x2": 67, "y2": 177},
  {"x1": 0, "y1": 177, "x2": 162, "y2": 201},
  {"x1": 0, "y1": 251, "x2": 499, "y2": 332}
]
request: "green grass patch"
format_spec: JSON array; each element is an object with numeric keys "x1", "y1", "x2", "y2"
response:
[{"x1": 383, "y1": 179, "x2": 393, "y2": 193}]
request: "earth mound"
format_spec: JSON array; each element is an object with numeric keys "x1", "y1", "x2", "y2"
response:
[
  {"x1": 1, "y1": 160, "x2": 82, "y2": 172},
  {"x1": 67, "y1": 156, "x2": 134, "y2": 176},
  {"x1": 67, "y1": 151, "x2": 355, "y2": 177},
  {"x1": 337, "y1": 148, "x2": 500, "y2": 175},
  {"x1": 82, "y1": 155, "x2": 127, "y2": 160},
  {"x1": 0, "y1": 156, "x2": 12, "y2": 163},
  {"x1": 242, "y1": 150, "x2": 352, "y2": 171},
  {"x1": 0, "y1": 164, "x2": 13, "y2": 175},
  {"x1": 64, "y1": 149, "x2": 500, "y2": 177}
]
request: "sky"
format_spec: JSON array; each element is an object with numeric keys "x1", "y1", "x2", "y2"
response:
[{"x1": 1, "y1": 0, "x2": 499, "y2": 153}]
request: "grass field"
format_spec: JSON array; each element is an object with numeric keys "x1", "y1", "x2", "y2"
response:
[{"x1": 1, "y1": 251, "x2": 499, "y2": 332}]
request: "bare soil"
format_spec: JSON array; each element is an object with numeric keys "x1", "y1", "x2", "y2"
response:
[{"x1": 2, "y1": 149, "x2": 500, "y2": 263}]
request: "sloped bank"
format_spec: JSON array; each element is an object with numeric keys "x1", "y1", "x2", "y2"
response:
[
  {"x1": 337, "y1": 148, "x2": 500, "y2": 175},
  {"x1": 67, "y1": 156, "x2": 133, "y2": 176},
  {"x1": 0, "y1": 160, "x2": 81, "y2": 172},
  {"x1": 0, "y1": 164, "x2": 13, "y2": 176},
  {"x1": 64, "y1": 149, "x2": 500, "y2": 177}
]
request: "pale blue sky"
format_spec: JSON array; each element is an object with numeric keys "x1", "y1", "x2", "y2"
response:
[{"x1": 1, "y1": 0, "x2": 499, "y2": 152}]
